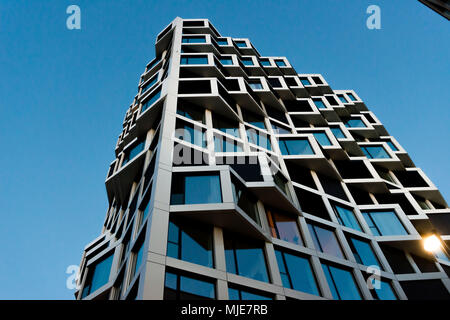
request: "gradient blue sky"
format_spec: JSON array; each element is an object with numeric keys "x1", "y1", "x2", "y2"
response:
[{"x1": 0, "y1": 0, "x2": 448, "y2": 299}]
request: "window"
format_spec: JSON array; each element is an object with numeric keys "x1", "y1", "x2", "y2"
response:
[
  {"x1": 214, "y1": 135, "x2": 243, "y2": 153},
  {"x1": 361, "y1": 146, "x2": 391, "y2": 159},
  {"x1": 177, "y1": 102, "x2": 205, "y2": 123},
  {"x1": 241, "y1": 58, "x2": 253, "y2": 66},
  {"x1": 246, "y1": 128, "x2": 272, "y2": 151},
  {"x1": 228, "y1": 287, "x2": 272, "y2": 300},
  {"x1": 313, "y1": 98, "x2": 326, "y2": 109},
  {"x1": 259, "y1": 59, "x2": 271, "y2": 66},
  {"x1": 141, "y1": 75, "x2": 158, "y2": 94},
  {"x1": 337, "y1": 94, "x2": 347, "y2": 103},
  {"x1": 217, "y1": 39, "x2": 228, "y2": 46},
  {"x1": 220, "y1": 57, "x2": 233, "y2": 65},
  {"x1": 307, "y1": 224, "x2": 345, "y2": 259},
  {"x1": 344, "y1": 119, "x2": 366, "y2": 128},
  {"x1": 275, "y1": 250, "x2": 320, "y2": 296},
  {"x1": 348, "y1": 237, "x2": 381, "y2": 268},
  {"x1": 170, "y1": 173, "x2": 222, "y2": 205},
  {"x1": 180, "y1": 56, "x2": 208, "y2": 65},
  {"x1": 271, "y1": 123, "x2": 291, "y2": 134},
  {"x1": 182, "y1": 36, "x2": 206, "y2": 43},
  {"x1": 248, "y1": 81, "x2": 263, "y2": 90},
  {"x1": 275, "y1": 60, "x2": 287, "y2": 67},
  {"x1": 141, "y1": 88, "x2": 161, "y2": 113},
  {"x1": 332, "y1": 205, "x2": 361, "y2": 231},
  {"x1": 322, "y1": 264, "x2": 361, "y2": 300},
  {"x1": 132, "y1": 241, "x2": 145, "y2": 278},
  {"x1": 362, "y1": 211, "x2": 408, "y2": 236},
  {"x1": 279, "y1": 138, "x2": 314, "y2": 156},
  {"x1": 370, "y1": 279, "x2": 397, "y2": 300},
  {"x1": 300, "y1": 77, "x2": 311, "y2": 86},
  {"x1": 313, "y1": 132, "x2": 332, "y2": 146},
  {"x1": 224, "y1": 233, "x2": 269, "y2": 282},
  {"x1": 122, "y1": 140, "x2": 145, "y2": 166},
  {"x1": 243, "y1": 111, "x2": 266, "y2": 130},
  {"x1": 164, "y1": 272, "x2": 215, "y2": 300},
  {"x1": 386, "y1": 141, "x2": 399, "y2": 151},
  {"x1": 175, "y1": 120, "x2": 206, "y2": 148},
  {"x1": 331, "y1": 127, "x2": 346, "y2": 139},
  {"x1": 231, "y1": 177, "x2": 259, "y2": 224},
  {"x1": 347, "y1": 93, "x2": 357, "y2": 101},
  {"x1": 267, "y1": 209, "x2": 303, "y2": 245},
  {"x1": 235, "y1": 40, "x2": 247, "y2": 48},
  {"x1": 82, "y1": 253, "x2": 114, "y2": 298},
  {"x1": 212, "y1": 114, "x2": 240, "y2": 138},
  {"x1": 267, "y1": 78, "x2": 282, "y2": 88},
  {"x1": 167, "y1": 217, "x2": 214, "y2": 268}
]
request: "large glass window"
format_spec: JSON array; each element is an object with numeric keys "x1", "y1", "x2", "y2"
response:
[
  {"x1": 248, "y1": 80, "x2": 263, "y2": 90},
  {"x1": 141, "y1": 88, "x2": 161, "y2": 113},
  {"x1": 344, "y1": 119, "x2": 366, "y2": 128},
  {"x1": 141, "y1": 75, "x2": 158, "y2": 94},
  {"x1": 164, "y1": 271, "x2": 215, "y2": 300},
  {"x1": 347, "y1": 93, "x2": 357, "y2": 101},
  {"x1": 177, "y1": 103, "x2": 205, "y2": 123},
  {"x1": 224, "y1": 233, "x2": 269, "y2": 283},
  {"x1": 275, "y1": 250, "x2": 319, "y2": 296},
  {"x1": 182, "y1": 36, "x2": 206, "y2": 43},
  {"x1": 322, "y1": 264, "x2": 361, "y2": 300},
  {"x1": 266, "y1": 209, "x2": 303, "y2": 246},
  {"x1": 122, "y1": 140, "x2": 145, "y2": 166},
  {"x1": 180, "y1": 56, "x2": 208, "y2": 65},
  {"x1": 361, "y1": 146, "x2": 391, "y2": 159},
  {"x1": 175, "y1": 120, "x2": 206, "y2": 148},
  {"x1": 259, "y1": 59, "x2": 271, "y2": 67},
  {"x1": 300, "y1": 77, "x2": 311, "y2": 86},
  {"x1": 348, "y1": 237, "x2": 381, "y2": 268},
  {"x1": 313, "y1": 132, "x2": 332, "y2": 146},
  {"x1": 370, "y1": 279, "x2": 397, "y2": 300},
  {"x1": 167, "y1": 217, "x2": 214, "y2": 268},
  {"x1": 228, "y1": 287, "x2": 272, "y2": 300},
  {"x1": 132, "y1": 241, "x2": 145, "y2": 278},
  {"x1": 331, "y1": 127, "x2": 346, "y2": 139},
  {"x1": 216, "y1": 39, "x2": 228, "y2": 46},
  {"x1": 243, "y1": 111, "x2": 266, "y2": 130},
  {"x1": 337, "y1": 94, "x2": 347, "y2": 103},
  {"x1": 241, "y1": 58, "x2": 254, "y2": 66},
  {"x1": 307, "y1": 224, "x2": 345, "y2": 259},
  {"x1": 362, "y1": 211, "x2": 408, "y2": 236},
  {"x1": 235, "y1": 41, "x2": 247, "y2": 48},
  {"x1": 171, "y1": 173, "x2": 222, "y2": 205},
  {"x1": 220, "y1": 57, "x2": 233, "y2": 65},
  {"x1": 279, "y1": 138, "x2": 314, "y2": 155},
  {"x1": 313, "y1": 99, "x2": 326, "y2": 109},
  {"x1": 212, "y1": 114, "x2": 240, "y2": 138},
  {"x1": 275, "y1": 60, "x2": 287, "y2": 67},
  {"x1": 332, "y1": 205, "x2": 361, "y2": 231},
  {"x1": 246, "y1": 128, "x2": 272, "y2": 151},
  {"x1": 231, "y1": 177, "x2": 259, "y2": 224},
  {"x1": 214, "y1": 135, "x2": 243, "y2": 153},
  {"x1": 82, "y1": 253, "x2": 114, "y2": 298}
]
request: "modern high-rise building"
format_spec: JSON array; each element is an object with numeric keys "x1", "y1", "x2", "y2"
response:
[{"x1": 76, "y1": 18, "x2": 450, "y2": 300}]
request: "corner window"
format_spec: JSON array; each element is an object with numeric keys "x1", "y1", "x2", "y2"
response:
[
  {"x1": 231, "y1": 177, "x2": 260, "y2": 224},
  {"x1": 307, "y1": 224, "x2": 345, "y2": 259},
  {"x1": 347, "y1": 93, "x2": 357, "y2": 101},
  {"x1": 141, "y1": 75, "x2": 158, "y2": 94},
  {"x1": 259, "y1": 59, "x2": 271, "y2": 67},
  {"x1": 224, "y1": 233, "x2": 269, "y2": 283},
  {"x1": 386, "y1": 141, "x2": 399, "y2": 151},
  {"x1": 167, "y1": 217, "x2": 214, "y2": 268},
  {"x1": 122, "y1": 140, "x2": 145, "y2": 167},
  {"x1": 361, "y1": 146, "x2": 391, "y2": 159},
  {"x1": 279, "y1": 138, "x2": 314, "y2": 156},
  {"x1": 322, "y1": 264, "x2": 361, "y2": 300},
  {"x1": 337, "y1": 94, "x2": 347, "y2": 103},
  {"x1": 275, "y1": 250, "x2": 320, "y2": 296},
  {"x1": 170, "y1": 173, "x2": 222, "y2": 205},
  {"x1": 362, "y1": 211, "x2": 408, "y2": 236},
  {"x1": 164, "y1": 271, "x2": 215, "y2": 300},
  {"x1": 275, "y1": 60, "x2": 287, "y2": 67},
  {"x1": 300, "y1": 77, "x2": 311, "y2": 86},
  {"x1": 235, "y1": 40, "x2": 247, "y2": 48},
  {"x1": 266, "y1": 209, "x2": 303, "y2": 245}
]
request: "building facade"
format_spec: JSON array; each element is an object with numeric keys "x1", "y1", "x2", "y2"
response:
[{"x1": 76, "y1": 18, "x2": 450, "y2": 300}]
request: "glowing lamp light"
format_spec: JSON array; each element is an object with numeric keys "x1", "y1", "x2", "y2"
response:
[{"x1": 423, "y1": 235, "x2": 442, "y2": 253}]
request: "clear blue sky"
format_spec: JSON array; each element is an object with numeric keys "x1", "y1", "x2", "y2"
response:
[{"x1": 0, "y1": 0, "x2": 448, "y2": 299}]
